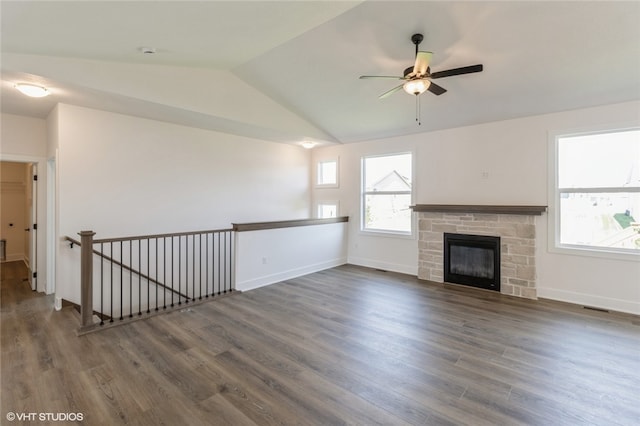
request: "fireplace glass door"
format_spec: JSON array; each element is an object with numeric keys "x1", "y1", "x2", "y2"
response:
[{"x1": 444, "y1": 233, "x2": 500, "y2": 291}]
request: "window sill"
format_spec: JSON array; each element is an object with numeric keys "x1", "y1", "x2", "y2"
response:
[
  {"x1": 359, "y1": 229, "x2": 415, "y2": 240},
  {"x1": 549, "y1": 244, "x2": 640, "y2": 262}
]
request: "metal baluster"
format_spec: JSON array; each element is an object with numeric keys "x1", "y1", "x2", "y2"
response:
[
  {"x1": 163, "y1": 237, "x2": 167, "y2": 309},
  {"x1": 192, "y1": 234, "x2": 195, "y2": 301},
  {"x1": 217, "y1": 232, "x2": 221, "y2": 295},
  {"x1": 185, "y1": 235, "x2": 189, "y2": 304},
  {"x1": 198, "y1": 233, "x2": 202, "y2": 300},
  {"x1": 146, "y1": 238, "x2": 150, "y2": 314},
  {"x1": 138, "y1": 238, "x2": 142, "y2": 316},
  {"x1": 155, "y1": 237, "x2": 159, "y2": 311},
  {"x1": 171, "y1": 236, "x2": 175, "y2": 307},
  {"x1": 205, "y1": 233, "x2": 209, "y2": 298},
  {"x1": 223, "y1": 231, "x2": 227, "y2": 293},
  {"x1": 129, "y1": 241, "x2": 133, "y2": 318},
  {"x1": 119, "y1": 241, "x2": 123, "y2": 320},
  {"x1": 229, "y1": 231, "x2": 235, "y2": 292},
  {"x1": 100, "y1": 243, "x2": 104, "y2": 326},
  {"x1": 178, "y1": 235, "x2": 182, "y2": 305},
  {"x1": 110, "y1": 242, "x2": 114, "y2": 322}
]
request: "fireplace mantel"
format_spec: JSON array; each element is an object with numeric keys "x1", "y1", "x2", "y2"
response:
[{"x1": 411, "y1": 204, "x2": 547, "y2": 216}]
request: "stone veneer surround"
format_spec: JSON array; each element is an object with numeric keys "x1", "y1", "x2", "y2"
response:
[{"x1": 418, "y1": 212, "x2": 539, "y2": 299}]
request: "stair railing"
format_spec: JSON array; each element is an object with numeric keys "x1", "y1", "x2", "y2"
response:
[{"x1": 66, "y1": 227, "x2": 235, "y2": 333}]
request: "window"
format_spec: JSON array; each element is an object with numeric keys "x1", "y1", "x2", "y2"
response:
[
  {"x1": 554, "y1": 128, "x2": 640, "y2": 254},
  {"x1": 362, "y1": 152, "x2": 413, "y2": 234},
  {"x1": 318, "y1": 202, "x2": 338, "y2": 218},
  {"x1": 317, "y1": 159, "x2": 338, "y2": 187}
]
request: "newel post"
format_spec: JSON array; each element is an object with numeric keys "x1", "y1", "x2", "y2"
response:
[{"x1": 79, "y1": 231, "x2": 96, "y2": 328}]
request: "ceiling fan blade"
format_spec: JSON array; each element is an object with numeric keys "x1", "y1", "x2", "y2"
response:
[
  {"x1": 378, "y1": 84, "x2": 404, "y2": 99},
  {"x1": 359, "y1": 75, "x2": 404, "y2": 80},
  {"x1": 430, "y1": 64, "x2": 483, "y2": 79},
  {"x1": 427, "y1": 82, "x2": 447, "y2": 95},
  {"x1": 413, "y1": 51, "x2": 432, "y2": 77}
]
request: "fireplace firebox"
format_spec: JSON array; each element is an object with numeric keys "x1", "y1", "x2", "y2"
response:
[{"x1": 443, "y1": 233, "x2": 500, "y2": 291}]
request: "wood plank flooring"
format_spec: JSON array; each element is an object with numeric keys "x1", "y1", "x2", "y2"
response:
[{"x1": 2, "y1": 260, "x2": 639, "y2": 425}]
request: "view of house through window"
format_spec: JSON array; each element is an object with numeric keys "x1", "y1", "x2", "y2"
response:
[
  {"x1": 362, "y1": 152, "x2": 412, "y2": 234},
  {"x1": 556, "y1": 128, "x2": 640, "y2": 252}
]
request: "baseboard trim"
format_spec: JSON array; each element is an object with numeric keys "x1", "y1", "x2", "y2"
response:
[
  {"x1": 235, "y1": 257, "x2": 347, "y2": 292},
  {"x1": 537, "y1": 287, "x2": 640, "y2": 316},
  {"x1": 347, "y1": 256, "x2": 417, "y2": 276}
]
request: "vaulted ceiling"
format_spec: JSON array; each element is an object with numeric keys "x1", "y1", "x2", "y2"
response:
[{"x1": 2, "y1": 1, "x2": 639, "y2": 146}]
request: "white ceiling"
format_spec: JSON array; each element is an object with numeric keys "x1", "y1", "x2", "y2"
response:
[{"x1": 2, "y1": 1, "x2": 639, "y2": 145}]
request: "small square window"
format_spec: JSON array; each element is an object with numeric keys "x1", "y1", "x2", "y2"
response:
[
  {"x1": 317, "y1": 159, "x2": 338, "y2": 187},
  {"x1": 318, "y1": 202, "x2": 338, "y2": 218}
]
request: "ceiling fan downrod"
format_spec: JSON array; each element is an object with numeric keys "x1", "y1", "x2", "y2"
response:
[{"x1": 411, "y1": 33, "x2": 423, "y2": 58}]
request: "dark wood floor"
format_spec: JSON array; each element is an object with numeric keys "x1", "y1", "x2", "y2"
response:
[{"x1": 2, "y1": 260, "x2": 639, "y2": 425}]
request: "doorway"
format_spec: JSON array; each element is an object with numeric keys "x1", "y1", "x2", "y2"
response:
[{"x1": 0, "y1": 160, "x2": 38, "y2": 291}]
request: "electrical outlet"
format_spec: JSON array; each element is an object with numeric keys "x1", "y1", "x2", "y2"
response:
[
  {"x1": 262, "y1": 257, "x2": 267, "y2": 264},
  {"x1": 481, "y1": 171, "x2": 489, "y2": 179}
]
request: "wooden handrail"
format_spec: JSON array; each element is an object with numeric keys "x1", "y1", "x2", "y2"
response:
[
  {"x1": 93, "y1": 228, "x2": 234, "y2": 244},
  {"x1": 233, "y1": 216, "x2": 349, "y2": 232}
]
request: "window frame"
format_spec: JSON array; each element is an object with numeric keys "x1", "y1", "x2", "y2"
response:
[
  {"x1": 360, "y1": 151, "x2": 415, "y2": 237},
  {"x1": 316, "y1": 158, "x2": 339, "y2": 188},
  {"x1": 548, "y1": 125, "x2": 640, "y2": 261},
  {"x1": 317, "y1": 201, "x2": 339, "y2": 219}
]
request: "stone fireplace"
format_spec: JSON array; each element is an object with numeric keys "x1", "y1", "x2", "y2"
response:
[{"x1": 412, "y1": 205, "x2": 546, "y2": 299}]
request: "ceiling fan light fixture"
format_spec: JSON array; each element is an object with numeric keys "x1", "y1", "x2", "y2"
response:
[
  {"x1": 403, "y1": 79, "x2": 430, "y2": 96},
  {"x1": 14, "y1": 83, "x2": 50, "y2": 98}
]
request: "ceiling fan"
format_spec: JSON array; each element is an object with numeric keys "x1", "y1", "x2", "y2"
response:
[{"x1": 359, "y1": 33, "x2": 483, "y2": 99}]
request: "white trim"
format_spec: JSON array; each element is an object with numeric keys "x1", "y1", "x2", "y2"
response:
[
  {"x1": 347, "y1": 256, "x2": 417, "y2": 276},
  {"x1": 360, "y1": 150, "x2": 415, "y2": 237},
  {"x1": 358, "y1": 228, "x2": 415, "y2": 240},
  {"x1": 46, "y1": 157, "x2": 56, "y2": 295},
  {"x1": 549, "y1": 243, "x2": 640, "y2": 262},
  {"x1": 0, "y1": 153, "x2": 49, "y2": 293},
  {"x1": 547, "y1": 125, "x2": 640, "y2": 261},
  {"x1": 317, "y1": 200, "x2": 339, "y2": 219},
  {"x1": 235, "y1": 257, "x2": 347, "y2": 292},
  {"x1": 538, "y1": 287, "x2": 640, "y2": 316},
  {"x1": 315, "y1": 157, "x2": 339, "y2": 188}
]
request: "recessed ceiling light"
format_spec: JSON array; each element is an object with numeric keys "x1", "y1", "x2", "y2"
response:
[
  {"x1": 140, "y1": 47, "x2": 156, "y2": 54},
  {"x1": 14, "y1": 83, "x2": 50, "y2": 98}
]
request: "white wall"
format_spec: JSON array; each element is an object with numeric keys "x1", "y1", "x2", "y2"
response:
[
  {"x1": 54, "y1": 104, "x2": 311, "y2": 304},
  {"x1": 0, "y1": 114, "x2": 48, "y2": 292},
  {"x1": 235, "y1": 222, "x2": 348, "y2": 291},
  {"x1": 1, "y1": 114, "x2": 47, "y2": 158},
  {"x1": 312, "y1": 101, "x2": 640, "y2": 314},
  {"x1": 313, "y1": 139, "x2": 420, "y2": 275}
]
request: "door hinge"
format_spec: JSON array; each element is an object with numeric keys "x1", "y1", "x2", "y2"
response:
[
  {"x1": 33, "y1": 174, "x2": 38, "y2": 181},
  {"x1": 33, "y1": 223, "x2": 37, "y2": 230},
  {"x1": 33, "y1": 272, "x2": 37, "y2": 279}
]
